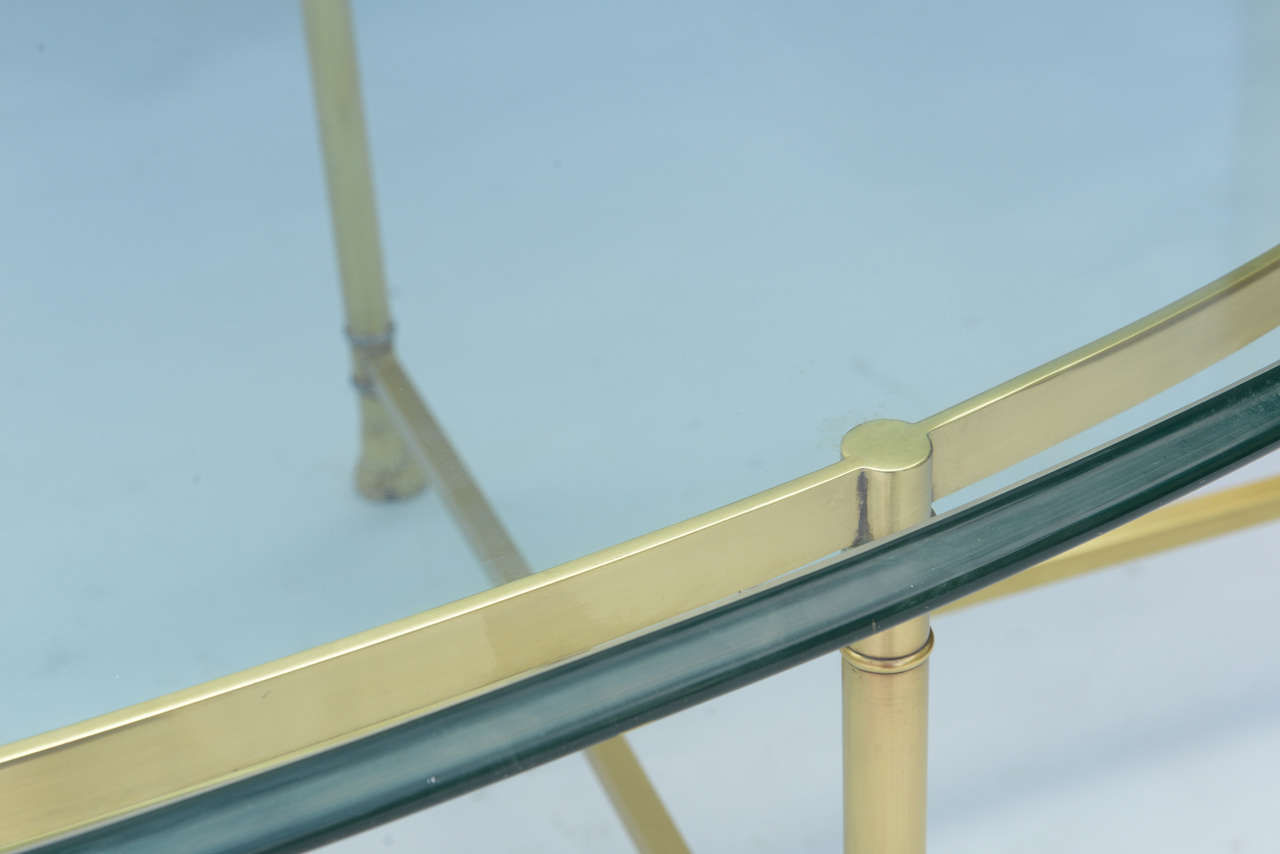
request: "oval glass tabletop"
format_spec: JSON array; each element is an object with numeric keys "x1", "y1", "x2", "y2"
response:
[{"x1": 4, "y1": 1, "x2": 1280, "y2": 852}]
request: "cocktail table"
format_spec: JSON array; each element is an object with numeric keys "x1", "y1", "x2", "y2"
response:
[{"x1": 4, "y1": 2, "x2": 1279, "y2": 852}]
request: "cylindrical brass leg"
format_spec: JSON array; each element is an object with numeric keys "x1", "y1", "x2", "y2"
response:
[
  {"x1": 302, "y1": 0, "x2": 427, "y2": 501},
  {"x1": 839, "y1": 420, "x2": 935, "y2": 854},
  {"x1": 843, "y1": 619, "x2": 932, "y2": 854}
]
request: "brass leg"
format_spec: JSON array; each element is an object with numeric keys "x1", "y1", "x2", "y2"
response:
[
  {"x1": 302, "y1": 0, "x2": 427, "y2": 501},
  {"x1": 839, "y1": 421, "x2": 935, "y2": 854},
  {"x1": 842, "y1": 619, "x2": 932, "y2": 853}
]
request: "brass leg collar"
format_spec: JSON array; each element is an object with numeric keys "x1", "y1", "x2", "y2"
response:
[
  {"x1": 346, "y1": 323, "x2": 394, "y2": 354},
  {"x1": 842, "y1": 629, "x2": 934, "y2": 674}
]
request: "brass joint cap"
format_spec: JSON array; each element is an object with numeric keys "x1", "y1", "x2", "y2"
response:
[
  {"x1": 842, "y1": 629, "x2": 935, "y2": 674},
  {"x1": 840, "y1": 419, "x2": 932, "y2": 471},
  {"x1": 840, "y1": 419, "x2": 935, "y2": 543}
]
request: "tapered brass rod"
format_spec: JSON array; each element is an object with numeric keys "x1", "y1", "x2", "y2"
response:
[
  {"x1": 302, "y1": 0, "x2": 389, "y2": 338},
  {"x1": 302, "y1": 0, "x2": 426, "y2": 501},
  {"x1": 585, "y1": 739, "x2": 693, "y2": 854},
  {"x1": 372, "y1": 354, "x2": 529, "y2": 583},
  {"x1": 940, "y1": 472, "x2": 1280, "y2": 614},
  {"x1": 839, "y1": 421, "x2": 936, "y2": 854}
]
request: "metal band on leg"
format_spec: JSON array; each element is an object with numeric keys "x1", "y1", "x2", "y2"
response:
[
  {"x1": 842, "y1": 630, "x2": 935, "y2": 675},
  {"x1": 346, "y1": 324, "x2": 395, "y2": 354}
]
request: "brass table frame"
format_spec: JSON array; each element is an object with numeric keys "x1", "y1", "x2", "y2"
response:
[{"x1": 3, "y1": 2, "x2": 1279, "y2": 851}]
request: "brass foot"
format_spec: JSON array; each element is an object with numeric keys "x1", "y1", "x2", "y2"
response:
[{"x1": 353, "y1": 391, "x2": 428, "y2": 501}]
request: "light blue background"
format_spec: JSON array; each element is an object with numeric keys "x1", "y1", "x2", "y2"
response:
[{"x1": 3, "y1": 1, "x2": 1278, "y2": 850}]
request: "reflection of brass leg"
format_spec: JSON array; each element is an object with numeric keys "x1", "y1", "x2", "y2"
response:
[
  {"x1": 839, "y1": 421, "x2": 935, "y2": 854},
  {"x1": 586, "y1": 738, "x2": 693, "y2": 854},
  {"x1": 302, "y1": 0, "x2": 426, "y2": 501},
  {"x1": 940, "y1": 472, "x2": 1280, "y2": 614}
]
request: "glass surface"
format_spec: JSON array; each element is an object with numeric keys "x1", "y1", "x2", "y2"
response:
[
  {"x1": 5, "y1": 0, "x2": 1280, "y2": 753},
  {"x1": 47, "y1": 362, "x2": 1280, "y2": 853}
]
